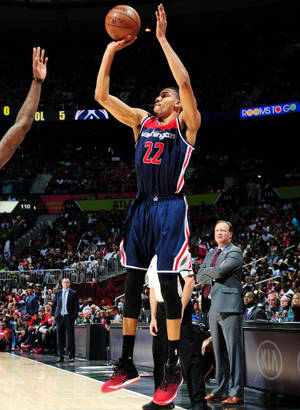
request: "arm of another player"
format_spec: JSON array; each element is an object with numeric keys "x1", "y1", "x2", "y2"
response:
[
  {"x1": 94, "y1": 37, "x2": 148, "y2": 140},
  {"x1": 202, "y1": 336, "x2": 213, "y2": 356},
  {"x1": 155, "y1": 4, "x2": 200, "y2": 146},
  {"x1": 149, "y1": 287, "x2": 158, "y2": 336},
  {"x1": 181, "y1": 272, "x2": 195, "y2": 315},
  {"x1": 0, "y1": 47, "x2": 48, "y2": 169}
]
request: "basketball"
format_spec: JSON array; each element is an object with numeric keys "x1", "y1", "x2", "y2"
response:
[{"x1": 105, "y1": 5, "x2": 141, "y2": 41}]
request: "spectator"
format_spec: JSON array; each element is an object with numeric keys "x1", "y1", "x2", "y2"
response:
[
  {"x1": 291, "y1": 292, "x2": 300, "y2": 321},
  {"x1": 265, "y1": 293, "x2": 280, "y2": 320},
  {"x1": 243, "y1": 291, "x2": 267, "y2": 320},
  {"x1": 279, "y1": 295, "x2": 291, "y2": 320},
  {"x1": 15, "y1": 317, "x2": 26, "y2": 349},
  {"x1": 0, "y1": 321, "x2": 11, "y2": 351},
  {"x1": 192, "y1": 298, "x2": 208, "y2": 325},
  {"x1": 25, "y1": 287, "x2": 39, "y2": 316}
]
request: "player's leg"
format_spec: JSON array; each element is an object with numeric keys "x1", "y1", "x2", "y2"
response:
[
  {"x1": 143, "y1": 303, "x2": 175, "y2": 410},
  {"x1": 101, "y1": 268, "x2": 145, "y2": 393},
  {"x1": 153, "y1": 273, "x2": 183, "y2": 406},
  {"x1": 122, "y1": 268, "x2": 146, "y2": 359}
]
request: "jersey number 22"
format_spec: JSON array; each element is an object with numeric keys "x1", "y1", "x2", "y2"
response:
[{"x1": 143, "y1": 142, "x2": 164, "y2": 165}]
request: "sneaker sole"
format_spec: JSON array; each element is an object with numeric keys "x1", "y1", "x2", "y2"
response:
[
  {"x1": 153, "y1": 376, "x2": 183, "y2": 405},
  {"x1": 101, "y1": 376, "x2": 141, "y2": 393}
]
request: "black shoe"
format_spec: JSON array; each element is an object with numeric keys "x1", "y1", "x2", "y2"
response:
[
  {"x1": 69, "y1": 357, "x2": 75, "y2": 362},
  {"x1": 142, "y1": 400, "x2": 175, "y2": 409},
  {"x1": 189, "y1": 404, "x2": 209, "y2": 410},
  {"x1": 55, "y1": 357, "x2": 64, "y2": 363}
]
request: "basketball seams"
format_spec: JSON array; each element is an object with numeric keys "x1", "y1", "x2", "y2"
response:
[
  {"x1": 105, "y1": 23, "x2": 138, "y2": 30},
  {"x1": 105, "y1": 6, "x2": 141, "y2": 40},
  {"x1": 107, "y1": 11, "x2": 140, "y2": 28}
]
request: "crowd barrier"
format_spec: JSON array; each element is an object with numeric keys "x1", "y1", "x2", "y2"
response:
[{"x1": 0, "y1": 256, "x2": 125, "y2": 286}]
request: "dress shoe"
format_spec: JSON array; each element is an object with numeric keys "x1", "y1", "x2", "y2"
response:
[
  {"x1": 142, "y1": 400, "x2": 174, "y2": 409},
  {"x1": 205, "y1": 392, "x2": 227, "y2": 401},
  {"x1": 69, "y1": 357, "x2": 75, "y2": 362},
  {"x1": 55, "y1": 357, "x2": 64, "y2": 363},
  {"x1": 221, "y1": 396, "x2": 244, "y2": 405},
  {"x1": 188, "y1": 404, "x2": 209, "y2": 410}
]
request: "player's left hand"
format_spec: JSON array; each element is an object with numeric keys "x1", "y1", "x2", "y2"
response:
[
  {"x1": 155, "y1": 3, "x2": 167, "y2": 40},
  {"x1": 150, "y1": 318, "x2": 158, "y2": 336},
  {"x1": 201, "y1": 336, "x2": 213, "y2": 356},
  {"x1": 32, "y1": 47, "x2": 48, "y2": 81}
]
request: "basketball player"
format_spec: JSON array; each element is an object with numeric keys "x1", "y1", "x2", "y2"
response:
[
  {"x1": 144, "y1": 256, "x2": 208, "y2": 410},
  {"x1": 0, "y1": 47, "x2": 48, "y2": 169},
  {"x1": 95, "y1": 4, "x2": 201, "y2": 405}
]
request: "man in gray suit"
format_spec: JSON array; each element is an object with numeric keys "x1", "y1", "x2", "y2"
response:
[{"x1": 197, "y1": 220, "x2": 244, "y2": 405}]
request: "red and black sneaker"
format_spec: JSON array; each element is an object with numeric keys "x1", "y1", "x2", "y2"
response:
[
  {"x1": 101, "y1": 358, "x2": 141, "y2": 393},
  {"x1": 153, "y1": 362, "x2": 183, "y2": 406}
]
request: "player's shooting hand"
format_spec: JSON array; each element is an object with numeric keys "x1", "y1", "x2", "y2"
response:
[
  {"x1": 107, "y1": 35, "x2": 137, "y2": 53},
  {"x1": 32, "y1": 47, "x2": 48, "y2": 81},
  {"x1": 155, "y1": 3, "x2": 167, "y2": 41},
  {"x1": 150, "y1": 318, "x2": 158, "y2": 336}
]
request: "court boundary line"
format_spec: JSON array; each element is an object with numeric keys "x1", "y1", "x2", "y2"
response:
[{"x1": 4, "y1": 353, "x2": 186, "y2": 410}]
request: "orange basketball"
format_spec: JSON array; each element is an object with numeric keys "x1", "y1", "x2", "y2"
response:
[{"x1": 105, "y1": 5, "x2": 141, "y2": 41}]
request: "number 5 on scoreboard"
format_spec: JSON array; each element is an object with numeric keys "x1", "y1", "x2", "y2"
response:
[{"x1": 143, "y1": 141, "x2": 164, "y2": 165}]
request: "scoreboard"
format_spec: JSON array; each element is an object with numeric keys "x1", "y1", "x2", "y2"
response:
[{"x1": 0, "y1": 106, "x2": 109, "y2": 122}]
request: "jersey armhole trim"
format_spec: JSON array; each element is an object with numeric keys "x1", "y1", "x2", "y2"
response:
[
  {"x1": 135, "y1": 115, "x2": 152, "y2": 148},
  {"x1": 176, "y1": 117, "x2": 195, "y2": 150}
]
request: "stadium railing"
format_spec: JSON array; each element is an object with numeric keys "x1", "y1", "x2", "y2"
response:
[{"x1": 1, "y1": 256, "x2": 126, "y2": 286}]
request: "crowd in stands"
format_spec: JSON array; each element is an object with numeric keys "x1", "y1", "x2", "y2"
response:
[
  {"x1": 0, "y1": 286, "x2": 123, "y2": 353},
  {"x1": 0, "y1": 196, "x2": 299, "y2": 280},
  {"x1": 1, "y1": 137, "x2": 297, "y2": 199},
  {"x1": 1, "y1": 195, "x2": 299, "y2": 353},
  {"x1": 43, "y1": 145, "x2": 137, "y2": 195},
  {"x1": 0, "y1": 209, "x2": 126, "y2": 283}
]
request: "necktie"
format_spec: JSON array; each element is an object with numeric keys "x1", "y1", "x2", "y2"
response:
[
  {"x1": 244, "y1": 308, "x2": 249, "y2": 319},
  {"x1": 203, "y1": 249, "x2": 222, "y2": 299},
  {"x1": 211, "y1": 248, "x2": 222, "y2": 267},
  {"x1": 62, "y1": 290, "x2": 67, "y2": 315}
]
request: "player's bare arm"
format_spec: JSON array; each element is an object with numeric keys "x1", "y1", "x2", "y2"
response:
[
  {"x1": 156, "y1": 3, "x2": 201, "y2": 146},
  {"x1": 181, "y1": 274, "x2": 195, "y2": 314},
  {"x1": 0, "y1": 47, "x2": 48, "y2": 169},
  {"x1": 95, "y1": 37, "x2": 148, "y2": 141},
  {"x1": 149, "y1": 287, "x2": 158, "y2": 336}
]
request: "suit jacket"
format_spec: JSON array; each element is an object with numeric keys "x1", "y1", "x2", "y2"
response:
[
  {"x1": 245, "y1": 304, "x2": 267, "y2": 320},
  {"x1": 197, "y1": 242, "x2": 243, "y2": 314},
  {"x1": 26, "y1": 294, "x2": 39, "y2": 315},
  {"x1": 52, "y1": 288, "x2": 79, "y2": 321}
]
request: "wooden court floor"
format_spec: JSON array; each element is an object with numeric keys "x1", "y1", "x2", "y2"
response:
[{"x1": 0, "y1": 353, "x2": 184, "y2": 409}]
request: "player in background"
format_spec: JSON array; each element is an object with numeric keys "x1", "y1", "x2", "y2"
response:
[
  {"x1": 95, "y1": 4, "x2": 201, "y2": 405},
  {"x1": 0, "y1": 47, "x2": 48, "y2": 169}
]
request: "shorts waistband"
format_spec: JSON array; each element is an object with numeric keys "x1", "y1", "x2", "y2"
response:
[{"x1": 137, "y1": 192, "x2": 184, "y2": 201}]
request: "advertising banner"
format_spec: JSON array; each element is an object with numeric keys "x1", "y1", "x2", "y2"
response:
[
  {"x1": 41, "y1": 194, "x2": 90, "y2": 214},
  {"x1": 244, "y1": 328, "x2": 300, "y2": 396},
  {"x1": 240, "y1": 101, "x2": 300, "y2": 119}
]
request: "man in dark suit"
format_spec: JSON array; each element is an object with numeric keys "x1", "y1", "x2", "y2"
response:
[
  {"x1": 197, "y1": 220, "x2": 244, "y2": 405},
  {"x1": 243, "y1": 291, "x2": 267, "y2": 321},
  {"x1": 51, "y1": 278, "x2": 79, "y2": 363},
  {"x1": 26, "y1": 287, "x2": 39, "y2": 316}
]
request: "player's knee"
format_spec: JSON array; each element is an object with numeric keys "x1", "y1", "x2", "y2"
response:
[
  {"x1": 158, "y1": 274, "x2": 181, "y2": 320},
  {"x1": 123, "y1": 269, "x2": 145, "y2": 319}
]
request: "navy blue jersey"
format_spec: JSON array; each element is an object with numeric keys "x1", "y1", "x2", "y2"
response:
[{"x1": 135, "y1": 116, "x2": 194, "y2": 194}]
